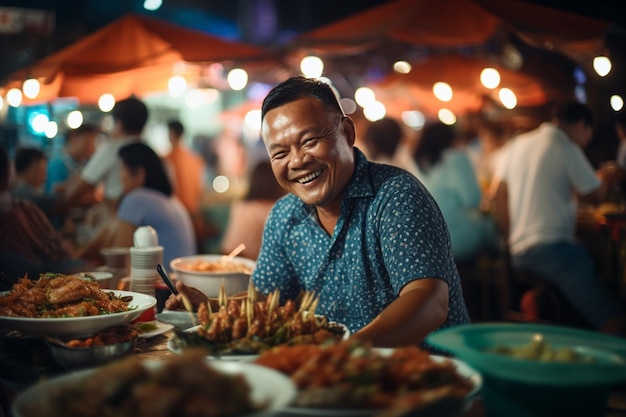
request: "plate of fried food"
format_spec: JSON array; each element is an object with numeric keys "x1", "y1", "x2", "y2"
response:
[
  {"x1": 0, "y1": 273, "x2": 156, "y2": 336},
  {"x1": 255, "y1": 340, "x2": 482, "y2": 417},
  {"x1": 168, "y1": 287, "x2": 349, "y2": 360},
  {"x1": 12, "y1": 348, "x2": 297, "y2": 417}
]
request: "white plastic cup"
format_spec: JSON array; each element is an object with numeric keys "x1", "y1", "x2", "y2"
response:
[{"x1": 133, "y1": 226, "x2": 158, "y2": 248}]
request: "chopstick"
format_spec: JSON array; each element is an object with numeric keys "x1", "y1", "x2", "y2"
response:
[{"x1": 156, "y1": 264, "x2": 178, "y2": 295}]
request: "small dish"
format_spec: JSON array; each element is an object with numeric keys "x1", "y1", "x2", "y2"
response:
[
  {"x1": 134, "y1": 320, "x2": 174, "y2": 338},
  {"x1": 155, "y1": 310, "x2": 197, "y2": 330}
]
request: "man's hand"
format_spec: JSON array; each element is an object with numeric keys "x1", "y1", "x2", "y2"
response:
[{"x1": 164, "y1": 280, "x2": 209, "y2": 311}]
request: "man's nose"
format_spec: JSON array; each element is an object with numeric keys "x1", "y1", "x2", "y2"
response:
[{"x1": 288, "y1": 147, "x2": 309, "y2": 168}]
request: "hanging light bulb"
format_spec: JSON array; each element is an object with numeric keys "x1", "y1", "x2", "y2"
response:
[
  {"x1": 300, "y1": 56, "x2": 324, "y2": 78},
  {"x1": 67, "y1": 110, "x2": 83, "y2": 129},
  {"x1": 22, "y1": 78, "x2": 40, "y2": 99},
  {"x1": 45, "y1": 121, "x2": 58, "y2": 138},
  {"x1": 393, "y1": 61, "x2": 412, "y2": 74},
  {"x1": 593, "y1": 56, "x2": 612, "y2": 77},
  {"x1": 6, "y1": 88, "x2": 22, "y2": 107},
  {"x1": 433, "y1": 82, "x2": 453, "y2": 102},
  {"x1": 168, "y1": 75, "x2": 187, "y2": 97},
  {"x1": 363, "y1": 101, "x2": 386, "y2": 121},
  {"x1": 98, "y1": 94, "x2": 115, "y2": 112},
  {"x1": 480, "y1": 68, "x2": 500, "y2": 89},
  {"x1": 438, "y1": 109, "x2": 456, "y2": 125},
  {"x1": 610, "y1": 95, "x2": 624, "y2": 112},
  {"x1": 227, "y1": 68, "x2": 248, "y2": 91},
  {"x1": 354, "y1": 87, "x2": 375, "y2": 107},
  {"x1": 498, "y1": 88, "x2": 517, "y2": 109}
]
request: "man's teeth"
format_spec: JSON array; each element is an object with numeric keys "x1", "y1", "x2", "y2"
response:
[{"x1": 297, "y1": 170, "x2": 322, "y2": 184}]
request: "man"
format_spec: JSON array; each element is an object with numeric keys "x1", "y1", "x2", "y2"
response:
[
  {"x1": 167, "y1": 77, "x2": 469, "y2": 347},
  {"x1": 45, "y1": 123, "x2": 97, "y2": 195},
  {"x1": 64, "y1": 97, "x2": 148, "y2": 209},
  {"x1": 489, "y1": 101, "x2": 625, "y2": 334},
  {"x1": 12, "y1": 147, "x2": 69, "y2": 224},
  {"x1": 163, "y1": 120, "x2": 206, "y2": 250},
  {"x1": 363, "y1": 116, "x2": 403, "y2": 165}
]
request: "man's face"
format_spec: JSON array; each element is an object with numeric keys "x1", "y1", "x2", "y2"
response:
[{"x1": 262, "y1": 97, "x2": 355, "y2": 211}]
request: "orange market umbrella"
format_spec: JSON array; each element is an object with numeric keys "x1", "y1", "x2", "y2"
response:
[
  {"x1": 372, "y1": 54, "x2": 549, "y2": 118},
  {"x1": 4, "y1": 14, "x2": 270, "y2": 105}
]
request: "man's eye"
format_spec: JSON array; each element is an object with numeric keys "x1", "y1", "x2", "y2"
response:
[
  {"x1": 303, "y1": 137, "x2": 318, "y2": 147},
  {"x1": 272, "y1": 150, "x2": 287, "y2": 159}
]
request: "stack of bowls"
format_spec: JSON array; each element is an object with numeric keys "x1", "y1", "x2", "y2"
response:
[
  {"x1": 129, "y1": 246, "x2": 162, "y2": 296},
  {"x1": 129, "y1": 226, "x2": 162, "y2": 297}
]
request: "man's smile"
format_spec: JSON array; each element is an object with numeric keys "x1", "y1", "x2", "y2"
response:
[{"x1": 296, "y1": 169, "x2": 323, "y2": 184}]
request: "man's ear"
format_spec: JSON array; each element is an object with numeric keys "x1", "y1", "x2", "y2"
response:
[{"x1": 342, "y1": 116, "x2": 356, "y2": 147}]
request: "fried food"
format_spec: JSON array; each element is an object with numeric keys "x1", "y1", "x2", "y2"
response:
[
  {"x1": 0, "y1": 273, "x2": 132, "y2": 318},
  {"x1": 255, "y1": 340, "x2": 475, "y2": 412},
  {"x1": 171, "y1": 288, "x2": 346, "y2": 356},
  {"x1": 19, "y1": 350, "x2": 262, "y2": 417}
]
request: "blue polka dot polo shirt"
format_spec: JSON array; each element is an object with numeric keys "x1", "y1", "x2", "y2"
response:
[{"x1": 252, "y1": 148, "x2": 470, "y2": 341}]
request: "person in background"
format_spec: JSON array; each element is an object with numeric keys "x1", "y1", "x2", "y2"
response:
[
  {"x1": 469, "y1": 119, "x2": 510, "y2": 193},
  {"x1": 167, "y1": 76, "x2": 470, "y2": 349},
  {"x1": 77, "y1": 142, "x2": 196, "y2": 267},
  {"x1": 163, "y1": 120, "x2": 207, "y2": 251},
  {"x1": 363, "y1": 117, "x2": 403, "y2": 166},
  {"x1": 11, "y1": 147, "x2": 70, "y2": 225},
  {"x1": 220, "y1": 160, "x2": 286, "y2": 260},
  {"x1": 45, "y1": 123, "x2": 98, "y2": 196},
  {"x1": 0, "y1": 145, "x2": 87, "y2": 286},
  {"x1": 63, "y1": 97, "x2": 148, "y2": 227},
  {"x1": 489, "y1": 100, "x2": 626, "y2": 335},
  {"x1": 412, "y1": 122, "x2": 498, "y2": 263}
]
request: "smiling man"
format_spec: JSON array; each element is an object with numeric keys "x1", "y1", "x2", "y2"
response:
[
  {"x1": 167, "y1": 76, "x2": 469, "y2": 348},
  {"x1": 252, "y1": 76, "x2": 469, "y2": 347}
]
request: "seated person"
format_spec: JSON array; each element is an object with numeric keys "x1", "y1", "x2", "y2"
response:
[
  {"x1": 77, "y1": 142, "x2": 196, "y2": 267},
  {"x1": 0, "y1": 145, "x2": 87, "y2": 287},
  {"x1": 220, "y1": 160, "x2": 286, "y2": 260},
  {"x1": 412, "y1": 122, "x2": 498, "y2": 262},
  {"x1": 166, "y1": 76, "x2": 470, "y2": 349},
  {"x1": 11, "y1": 147, "x2": 71, "y2": 226}
]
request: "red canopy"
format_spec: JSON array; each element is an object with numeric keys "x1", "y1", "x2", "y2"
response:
[
  {"x1": 294, "y1": 0, "x2": 610, "y2": 115},
  {"x1": 5, "y1": 14, "x2": 270, "y2": 104},
  {"x1": 373, "y1": 54, "x2": 548, "y2": 118}
]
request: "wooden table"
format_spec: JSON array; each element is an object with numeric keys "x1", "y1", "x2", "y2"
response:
[{"x1": 0, "y1": 329, "x2": 174, "y2": 417}]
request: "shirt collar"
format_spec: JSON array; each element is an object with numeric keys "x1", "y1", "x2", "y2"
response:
[{"x1": 292, "y1": 147, "x2": 373, "y2": 221}]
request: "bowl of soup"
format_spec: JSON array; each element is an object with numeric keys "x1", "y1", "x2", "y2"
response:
[{"x1": 170, "y1": 254, "x2": 255, "y2": 297}]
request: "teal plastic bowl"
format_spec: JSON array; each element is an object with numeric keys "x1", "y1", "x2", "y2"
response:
[{"x1": 426, "y1": 323, "x2": 626, "y2": 417}]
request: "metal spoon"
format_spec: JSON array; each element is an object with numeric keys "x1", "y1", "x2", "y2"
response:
[{"x1": 156, "y1": 264, "x2": 178, "y2": 295}]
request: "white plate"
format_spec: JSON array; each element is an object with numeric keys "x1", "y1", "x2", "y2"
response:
[
  {"x1": 168, "y1": 321, "x2": 351, "y2": 360},
  {"x1": 280, "y1": 354, "x2": 482, "y2": 417},
  {"x1": 0, "y1": 290, "x2": 156, "y2": 337},
  {"x1": 135, "y1": 320, "x2": 174, "y2": 338},
  {"x1": 11, "y1": 358, "x2": 297, "y2": 417},
  {"x1": 167, "y1": 337, "x2": 259, "y2": 361}
]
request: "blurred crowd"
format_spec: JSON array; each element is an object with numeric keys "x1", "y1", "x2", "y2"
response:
[{"x1": 2, "y1": 93, "x2": 626, "y2": 337}]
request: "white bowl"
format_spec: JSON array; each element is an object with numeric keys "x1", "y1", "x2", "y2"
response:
[{"x1": 170, "y1": 254, "x2": 255, "y2": 297}]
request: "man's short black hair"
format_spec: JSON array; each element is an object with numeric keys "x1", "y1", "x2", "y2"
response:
[
  {"x1": 112, "y1": 97, "x2": 149, "y2": 135},
  {"x1": 553, "y1": 100, "x2": 593, "y2": 126},
  {"x1": 261, "y1": 76, "x2": 344, "y2": 121},
  {"x1": 14, "y1": 147, "x2": 46, "y2": 174}
]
